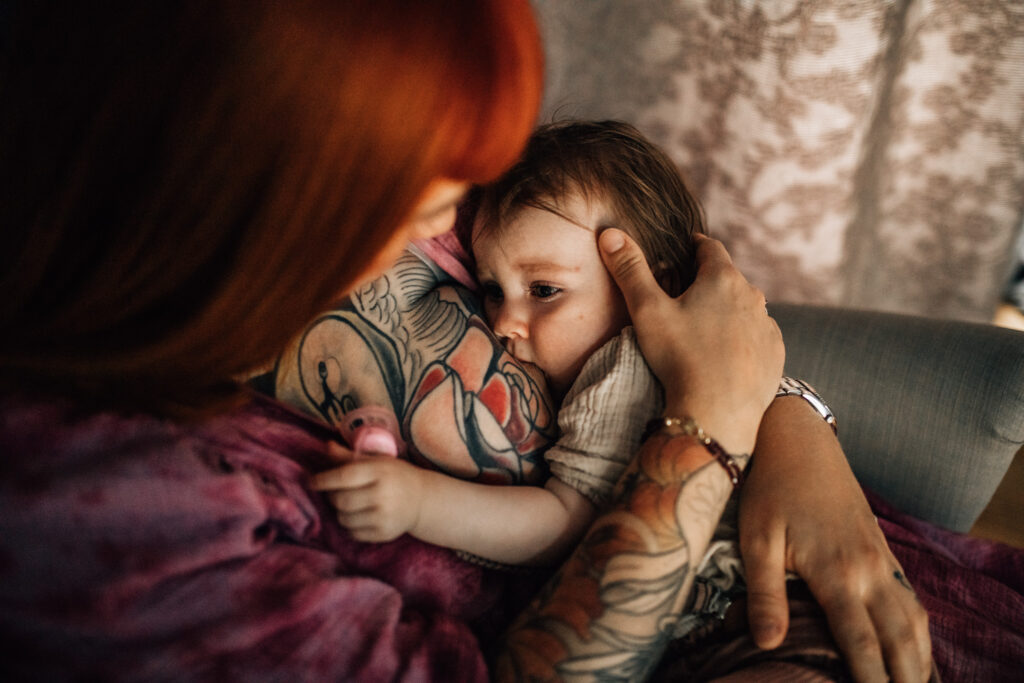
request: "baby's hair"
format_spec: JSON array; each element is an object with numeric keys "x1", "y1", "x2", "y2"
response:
[{"x1": 474, "y1": 119, "x2": 706, "y2": 296}]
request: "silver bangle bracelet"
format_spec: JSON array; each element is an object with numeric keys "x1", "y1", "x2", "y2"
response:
[{"x1": 776, "y1": 376, "x2": 838, "y2": 434}]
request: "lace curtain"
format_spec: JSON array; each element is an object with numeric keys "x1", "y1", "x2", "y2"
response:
[{"x1": 534, "y1": 0, "x2": 1024, "y2": 322}]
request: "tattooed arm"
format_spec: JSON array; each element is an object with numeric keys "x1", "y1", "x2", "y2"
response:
[
  {"x1": 274, "y1": 247, "x2": 556, "y2": 483},
  {"x1": 491, "y1": 231, "x2": 785, "y2": 680},
  {"x1": 310, "y1": 325, "x2": 661, "y2": 567},
  {"x1": 496, "y1": 432, "x2": 747, "y2": 680},
  {"x1": 276, "y1": 246, "x2": 589, "y2": 564},
  {"x1": 313, "y1": 459, "x2": 597, "y2": 565}
]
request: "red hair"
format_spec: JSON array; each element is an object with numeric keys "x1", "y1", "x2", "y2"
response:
[{"x1": 0, "y1": 0, "x2": 543, "y2": 416}]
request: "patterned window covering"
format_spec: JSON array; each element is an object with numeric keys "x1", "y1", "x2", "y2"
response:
[
  {"x1": 1004, "y1": 221, "x2": 1024, "y2": 312},
  {"x1": 534, "y1": 0, "x2": 1024, "y2": 322}
]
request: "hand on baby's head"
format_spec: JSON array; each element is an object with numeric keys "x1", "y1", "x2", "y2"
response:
[{"x1": 598, "y1": 230, "x2": 783, "y2": 455}]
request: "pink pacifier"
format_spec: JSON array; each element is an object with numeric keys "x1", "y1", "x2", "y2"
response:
[{"x1": 338, "y1": 406, "x2": 406, "y2": 458}]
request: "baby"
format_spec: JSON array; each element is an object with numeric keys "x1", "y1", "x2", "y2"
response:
[
  {"x1": 312, "y1": 122, "x2": 830, "y2": 625},
  {"x1": 312, "y1": 119, "x2": 725, "y2": 558},
  {"x1": 466, "y1": 119, "x2": 772, "y2": 635}
]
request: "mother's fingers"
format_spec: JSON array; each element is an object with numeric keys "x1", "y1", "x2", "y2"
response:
[
  {"x1": 816, "y1": 592, "x2": 889, "y2": 683},
  {"x1": 600, "y1": 227, "x2": 782, "y2": 454},
  {"x1": 597, "y1": 228, "x2": 664, "y2": 317},
  {"x1": 810, "y1": 560, "x2": 932, "y2": 683},
  {"x1": 740, "y1": 521, "x2": 791, "y2": 649},
  {"x1": 692, "y1": 233, "x2": 735, "y2": 272},
  {"x1": 869, "y1": 571, "x2": 933, "y2": 683},
  {"x1": 687, "y1": 237, "x2": 767, "y2": 314}
]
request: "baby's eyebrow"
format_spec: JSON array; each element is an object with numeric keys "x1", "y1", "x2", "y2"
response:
[{"x1": 515, "y1": 261, "x2": 581, "y2": 274}]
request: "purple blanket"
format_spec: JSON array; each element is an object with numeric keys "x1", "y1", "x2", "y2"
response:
[
  {"x1": 1, "y1": 394, "x2": 1021, "y2": 681},
  {"x1": 867, "y1": 489, "x2": 1024, "y2": 682},
  {"x1": 0, "y1": 394, "x2": 543, "y2": 681}
]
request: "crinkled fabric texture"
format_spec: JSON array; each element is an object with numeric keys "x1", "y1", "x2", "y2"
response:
[
  {"x1": 545, "y1": 326, "x2": 661, "y2": 506},
  {"x1": 0, "y1": 395, "x2": 544, "y2": 682}
]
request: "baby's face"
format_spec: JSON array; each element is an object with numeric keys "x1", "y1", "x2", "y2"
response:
[{"x1": 473, "y1": 193, "x2": 630, "y2": 401}]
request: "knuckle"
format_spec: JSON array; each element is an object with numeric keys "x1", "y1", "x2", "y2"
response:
[
  {"x1": 862, "y1": 550, "x2": 893, "y2": 578},
  {"x1": 614, "y1": 252, "x2": 647, "y2": 281},
  {"x1": 829, "y1": 561, "x2": 867, "y2": 592},
  {"x1": 848, "y1": 628, "x2": 881, "y2": 657},
  {"x1": 700, "y1": 259, "x2": 729, "y2": 283},
  {"x1": 891, "y1": 622, "x2": 917, "y2": 649},
  {"x1": 719, "y1": 262, "x2": 745, "y2": 285},
  {"x1": 911, "y1": 607, "x2": 931, "y2": 644},
  {"x1": 745, "y1": 588, "x2": 786, "y2": 613}
]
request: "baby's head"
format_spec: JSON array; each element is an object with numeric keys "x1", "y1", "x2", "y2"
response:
[{"x1": 471, "y1": 119, "x2": 705, "y2": 401}]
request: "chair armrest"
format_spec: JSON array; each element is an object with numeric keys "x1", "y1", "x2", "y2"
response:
[{"x1": 770, "y1": 303, "x2": 1024, "y2": 532}]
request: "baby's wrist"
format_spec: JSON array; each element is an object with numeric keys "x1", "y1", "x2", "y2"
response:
[{"x1": 406, "y1": 466, "x2": 432, "y2": 537}]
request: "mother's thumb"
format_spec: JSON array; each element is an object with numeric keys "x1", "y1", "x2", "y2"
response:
[{"x1": 598, "y1": 229, "x2": 660, "y2": 313}]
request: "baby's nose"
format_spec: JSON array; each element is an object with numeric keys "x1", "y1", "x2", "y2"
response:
[{"x1": 491, "y1": 304, "x2": 528, "y2": 342}]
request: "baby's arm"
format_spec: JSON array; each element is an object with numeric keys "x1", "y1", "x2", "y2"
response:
[
  {"x1": 313, "y1": 326, "x2": 660, "y2": 566},
  {"x1": 313, "y1": 456, "x2": 595, "y2": 566}
]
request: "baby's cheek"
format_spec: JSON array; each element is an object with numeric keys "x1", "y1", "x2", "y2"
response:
[{"x1": 545, "y1": 352, "x2": 586, "y2": 402}]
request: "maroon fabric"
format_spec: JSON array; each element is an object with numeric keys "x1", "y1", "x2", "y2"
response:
[
  {"x1": 654, "y1": 586, "x2": 851, "y2": 682},
  {"x1": 0, "y1": 394, "x2": 541, "y2": 682},
  {"x1": 1, "y1": 391, "x2": 1021, "y2": 681},
  {"x1": 867, "y1": 489, "x2": 1024, "y2": 683}
]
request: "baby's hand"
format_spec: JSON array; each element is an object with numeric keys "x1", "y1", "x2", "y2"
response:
[{"x1": 311, "y1": 456, "x2": 425, "y2": 542}]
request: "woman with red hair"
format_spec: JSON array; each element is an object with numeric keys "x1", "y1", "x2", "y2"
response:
[{"x1": 0, "y1": 1, "x2": 929, "y2": 681}]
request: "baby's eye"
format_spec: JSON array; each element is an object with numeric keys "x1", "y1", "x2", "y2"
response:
[
  {"x1": 529, "y1": 283, "x2": 562, "y2": 300},
  {"x1": 481, "y1": 281, "x2": 504, "y2": 303}
]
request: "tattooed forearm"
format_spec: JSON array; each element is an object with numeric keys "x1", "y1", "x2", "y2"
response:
[{"x1": 496, "y1": 434, "x2": 739, "y2": 682}]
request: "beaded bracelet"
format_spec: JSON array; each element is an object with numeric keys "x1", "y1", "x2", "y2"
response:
[{"x1": 641, "y1": 416, "x2": 747, "y2": 487}]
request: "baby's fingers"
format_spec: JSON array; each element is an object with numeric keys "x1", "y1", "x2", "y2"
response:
[
  {"x1": 326, "y1": 441, "x2": 356, "y2": 464},
  {"x1": 329, "y1": 502, "x2": 391, "y2": 542},
  {"x1": 323, "y1": 486, "x2": 378, "y2": 515},
  {"x1": 310, "y1": 460, "x2": 378, "y2": 492}
]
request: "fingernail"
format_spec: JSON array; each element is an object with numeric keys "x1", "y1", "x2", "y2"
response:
[{"x1": 600, "y1": 229, "x2": 624, "y2": 253}]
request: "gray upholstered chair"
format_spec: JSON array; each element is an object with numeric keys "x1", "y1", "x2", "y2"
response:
[{"x1": 772, "y1": 303, "x2": 1024, "y2": 532}]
